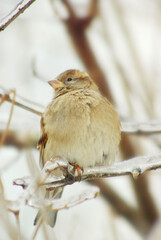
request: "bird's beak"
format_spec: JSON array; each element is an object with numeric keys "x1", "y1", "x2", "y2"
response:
[{"x1": 48, "y1": 79, "x2": 64, "y2": 90}]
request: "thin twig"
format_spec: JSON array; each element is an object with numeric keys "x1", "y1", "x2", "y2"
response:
[
  {"x1": 0, "y1": 0, "x2": 37, "y2": 31},
  {"x1": 0, "y1": 90, "x2": 16, "y2": 147},
  {"x1": 0, "y1": 86, "x2": 45, "y2": 109},
  {"x1": 0, "y1": 93, "x2": 42, "y2": 116},
  {"x1": 32, "y1": 218, "x2": 43, "y2": 240}
]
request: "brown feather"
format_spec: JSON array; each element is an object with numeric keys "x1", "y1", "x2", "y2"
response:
[{"x1": 37, "y1": 117, "x2": 48, "y2": 168}]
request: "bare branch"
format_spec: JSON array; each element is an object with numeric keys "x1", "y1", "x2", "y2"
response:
[
  {"x1": 0, "y1": 92, "x2": 42, "y2": 116},
  {"x1": 0, "y1": 90, "x2": 16, "y2": 147},
  {"x1": 0, "y1": 0, "x2": 37, "y2": 32}
]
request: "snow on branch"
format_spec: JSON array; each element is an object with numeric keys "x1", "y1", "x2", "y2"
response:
[
  {"x1": 5, "y1": 152, "x2": 161, "y2": 214},
  {"x1": 121, "y1": 121, "x2": 161, "y2": 134},
  {"x1": 7, "y1": 185, "x2": 99, "y2": 214},
  {"x1": 14, "y1": 152, "x2": 161, "y2": 190},
  {"x1": 6, "y1": 159, "x2": 99, "y2": 214},
  {"x1": 28, "y1": 187, "x2": 99, "y2": 211}
]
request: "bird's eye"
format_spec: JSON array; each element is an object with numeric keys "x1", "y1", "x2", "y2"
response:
[{"x1": 67, "y1": 78, "x2": 72, "y2": 82}]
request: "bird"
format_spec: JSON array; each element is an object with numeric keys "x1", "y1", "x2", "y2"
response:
[{"x1": 34, "y1": 69, "x2": 121, "y2": 227}]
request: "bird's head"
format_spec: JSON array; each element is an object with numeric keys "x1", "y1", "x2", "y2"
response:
[{"x1": 48, "y1": 69, "x2": 98, "y2": 96}]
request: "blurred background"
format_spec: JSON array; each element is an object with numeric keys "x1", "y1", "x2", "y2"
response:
[{"x1": 0, "y1": 0, "x2": 161, "y2": 239}]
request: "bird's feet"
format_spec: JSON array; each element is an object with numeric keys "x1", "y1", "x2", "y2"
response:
[{"x1": 69, "y1": 162, "x2": 84, "y2": 180}]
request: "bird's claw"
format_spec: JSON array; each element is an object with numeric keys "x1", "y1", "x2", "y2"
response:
[{"x1": 69, "y1": 162, "x2": 84, "y2": 181}]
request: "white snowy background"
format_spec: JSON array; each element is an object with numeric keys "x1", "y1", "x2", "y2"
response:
[{"x1": 0, "y1": 0, "x2": 161, "y2": 239}]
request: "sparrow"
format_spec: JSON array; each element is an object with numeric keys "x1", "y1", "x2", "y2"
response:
[{"x1": 34, "y1": 69, "x2": 121, "y2": 227}]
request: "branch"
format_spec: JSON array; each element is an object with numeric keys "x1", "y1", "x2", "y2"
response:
[
  {"x1": 0, "y1": 90, "x2": 16, "y2": 147},
  {"x1": 58, "y1": 1, "x2": 159, "y2": 228},
  {"x1": 13, "y1": 152, "x2": 161, "y2": 189},
  {"x1": 90, "y1": 179, "x2": 149, "y2": 234},
  {"x1": 0, "y1": 0, "x2": 37, "y2": 32},
  {"x1": 1, "y1": 120, "x2": 161, "y2": 149},
  {"x1": 121, "y1": 121, "x2": 161, "y2": 134},
  {"x1": 10, "y1": 152, "x2": 161, "y2": 234},
  {"x1": 5, "y1": 159, "x2": 98, "y2": 215},
  {"x1": 0, "y1": 92, "x2": 42, "y2": 116},
  {"x1": 27, "y1": 187, "x2": 99, "y2": 211},
  {"x1": 57, "y1": 0, "x2": 113, "y2": 99},
  {"x1": 0, "y1": 130, "x2": 38, "y2": 148},
  {"x1": 8, "y1": 178, "x2": 99, "y2": 213}
]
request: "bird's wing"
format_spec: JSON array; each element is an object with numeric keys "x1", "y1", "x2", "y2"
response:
[{"x1": 37, "y1": 117, "x2": 48, "y2": 168}]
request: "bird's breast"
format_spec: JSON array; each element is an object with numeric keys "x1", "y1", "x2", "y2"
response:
[{"x1": 43, "y1": 91, "x2": 120, "y2": 167}]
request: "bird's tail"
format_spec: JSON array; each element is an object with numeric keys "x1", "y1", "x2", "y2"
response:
[{"x1": 34, "y1": 187, "x2": 63, "y2": 228}]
